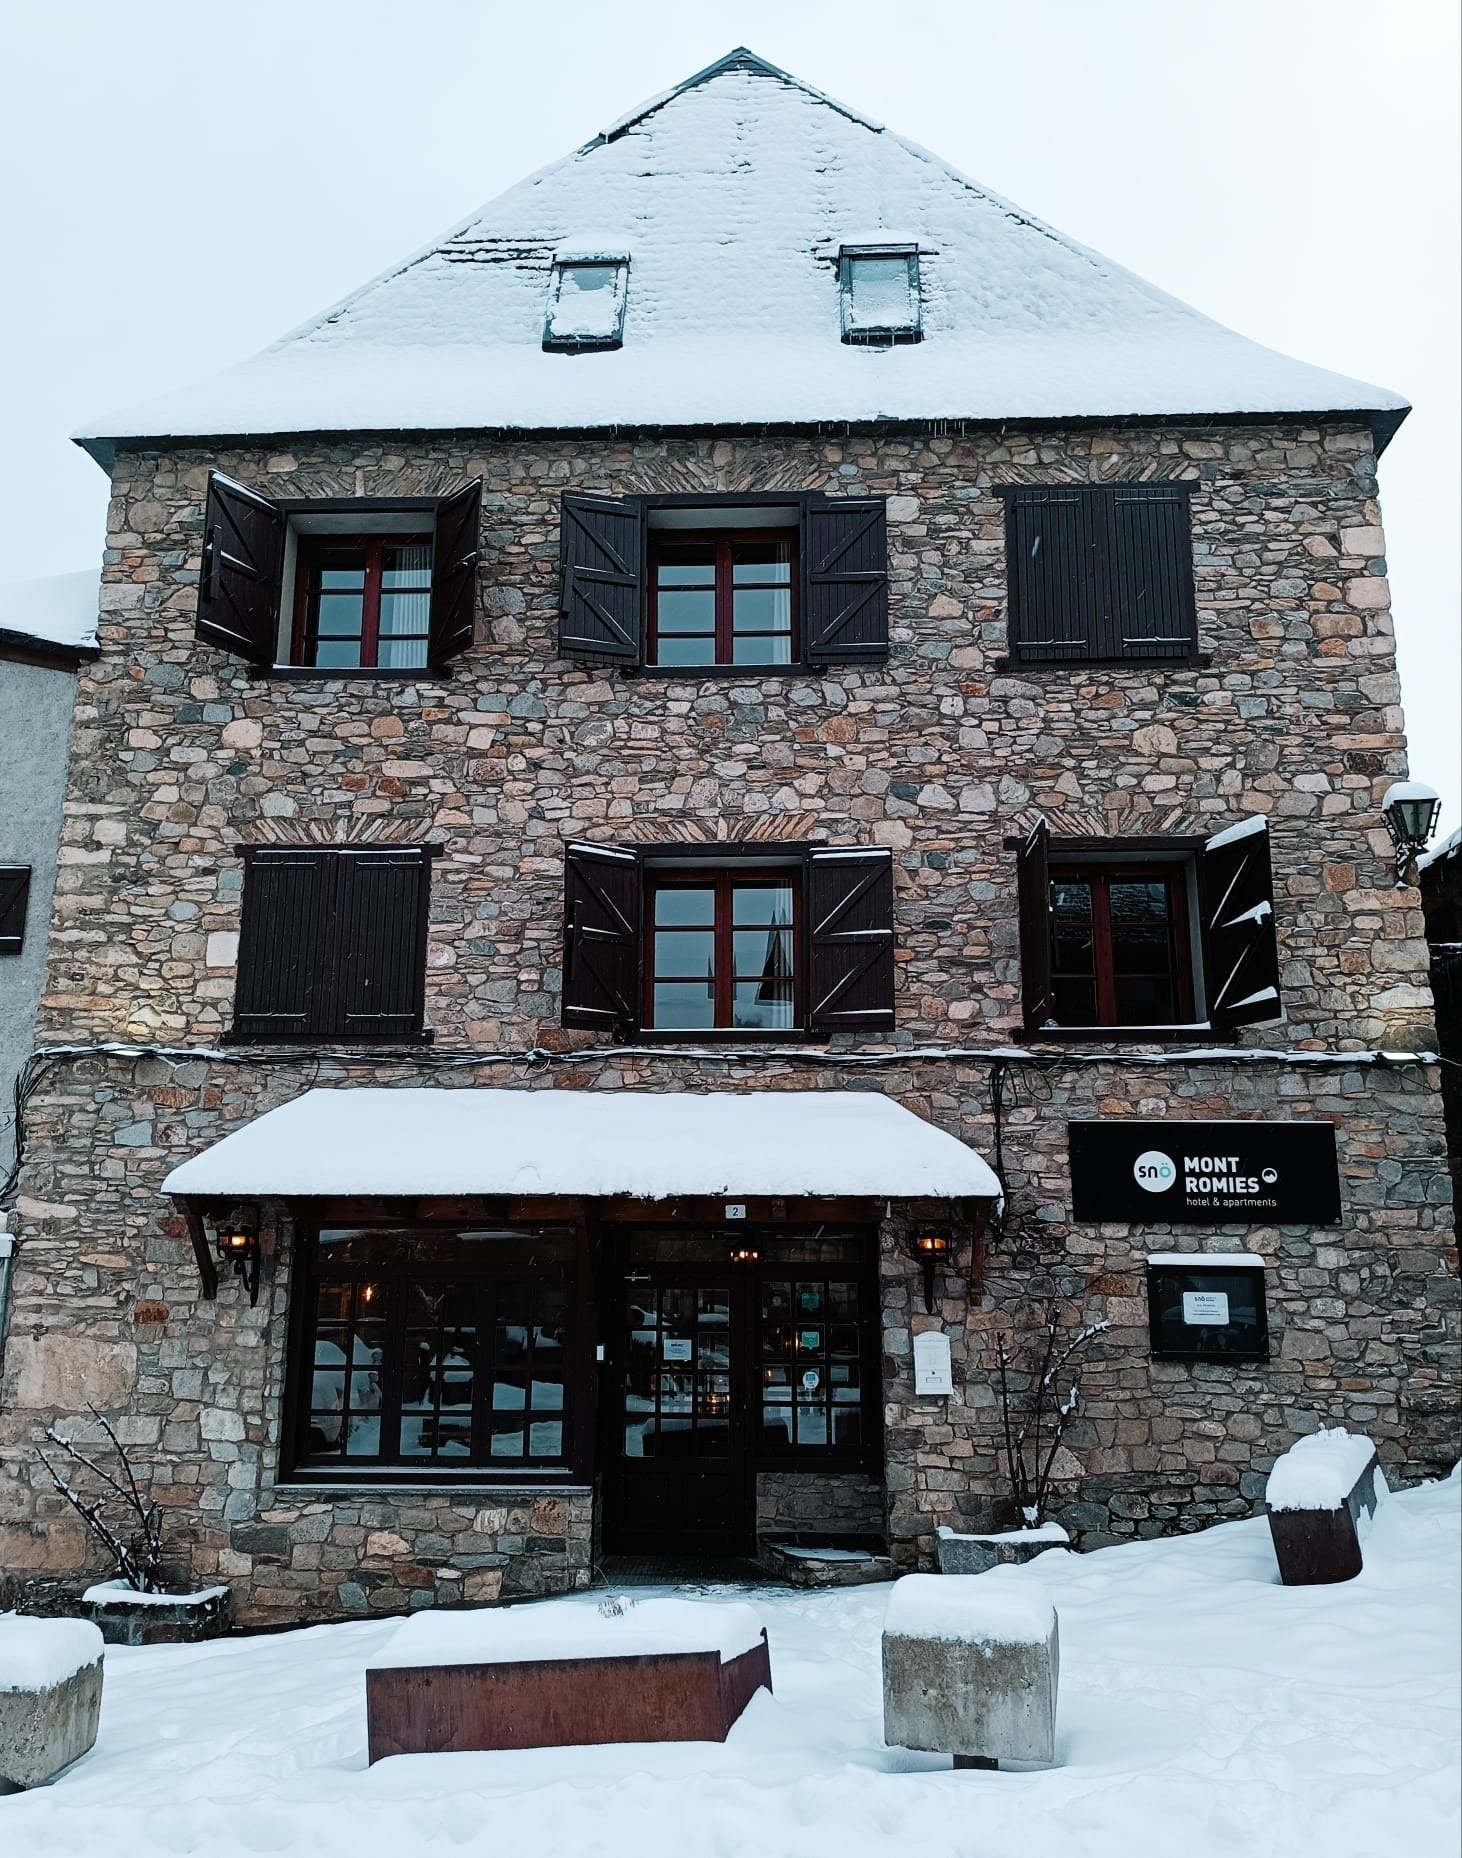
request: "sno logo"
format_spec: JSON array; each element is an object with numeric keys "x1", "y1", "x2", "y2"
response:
[{"x1": 1133, "y1": 1150, "x2": 1177, "y2": 1193}]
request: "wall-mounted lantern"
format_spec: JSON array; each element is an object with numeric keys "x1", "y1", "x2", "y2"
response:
[
  {"x1": 906, "y1": 1230, "x2": 951, "y2": 1313},
  {"x1": 728, "y1": 1245, "x2": 759, "y2": 1266},
  {"x1": 1382, "y1": 781, "x2": 1441, "y2": 886},
  {"x1": 214, "y1": 1207, "x2": 261, "y2": 1305}
]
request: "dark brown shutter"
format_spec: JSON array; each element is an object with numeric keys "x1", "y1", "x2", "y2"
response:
[
  {"x1": 196, "y1": 474, "x2": 285, "y2": 663},
  {"x1": 558, "y1": 494, "x2": 643, "y2": 666},
  {"x1": 562, "y1": 842, "x2": 642, "y2": 1031},
  {"x1": 1200, "y1": 818, "x2": 1283, "y2": 1028},
  {"x1": 803, "y1": 498, "x2": 889, "y2": 664},
  {"x1": 1016, "y1": 820, "x2": 1053, "y2": 1034},
  {"x1": 0, "y1": 865, "x2": 32, "y2": 955},
  {"x1": 1101, "y1": 485, "x2": 1196, "y2": 660},
  {"x1": 1003, "y1": 489, "x2": 1096, "y2": 663},
  {"x1": 806, "y1": 848, "x2": 895, "y2": 1032},
  {"x1": 428, "y1": 478, "x2": 482, "y2": 669},
  {"x1": 334, "y1": 847, "x2": 432, "y2": 1039},
  {"x1": 232, "y1": 847, "x2": 335, "y2": 1041}
]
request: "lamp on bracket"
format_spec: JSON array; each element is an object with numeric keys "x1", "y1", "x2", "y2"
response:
[
  {"x1": 905, "y1": 1229, "x2": 952, "y2": 1314},
  {"x1": 213, "y1": 1206, "x2": 261, "y2": 1305},
  {"x1": 1382, "y1": 781, "x2": 1441, "y2": 887}
]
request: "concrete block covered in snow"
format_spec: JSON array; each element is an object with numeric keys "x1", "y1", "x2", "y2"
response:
[
  {"x1": 0, "y1": 1617, "x2": 104, "y2": 1788},
  {"x1": 1266, "y1": 1428, "x2": 1385, "y2": 1586},
  {"x1": 935, "y1": 1522, "x2": 1069, "y2": 1576},
  {"x1": 882, "y1": 1573, "x2": 1058, "y2": 1768}
]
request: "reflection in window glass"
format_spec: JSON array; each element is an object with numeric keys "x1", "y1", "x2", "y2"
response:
[
  {"x1": 649, "y1": 876, "x2": 796, "y2": 1031},
  {"x1": 841, "y1": 249, "x2": 921, "y2": 343}
]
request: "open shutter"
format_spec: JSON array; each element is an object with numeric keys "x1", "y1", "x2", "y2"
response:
[
  {"x1": 1003, "y1": 489, "x2": 1096, "y2": 663},
  {"x1": 232, "y1": 847, "x2": 335, "y2": 1041},
  {"x1": 0, "y1": 865, "x2": 32, "y2": 955},
  {"x1": 558, "y1": 494, "x2": 643, "y2": 666},
  {"x1": 1016, "y1": 820, "x2": 1053, "y2": 1034},
  {"x1": 1103, "y1": 485, "x2": 1196, "y2": 660},
  {"x1": 428, "y1": 478, "x2": 482, "y2": 669},
  {"x1": 803, "y1": 498, "x2": 889, "y2": 664},
  {"x1": 1200, "y1": 817, "x2": 1283, "y2": 1028},
  {"x1": 334, "y1": 847, "x2": 432, "y2": 1040},
  {"x1": 196, "y1": 474, "x2": 284, "y2": 663},
  {"x1": 562, "y1": 842, "x2": 642, "y2": 1031},
  {"x1": 806, "y1": 848, "x2": 895, "y2": 1032}
]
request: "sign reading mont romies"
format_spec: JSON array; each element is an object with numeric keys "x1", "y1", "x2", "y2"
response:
[{"x1": 1068, "y1": 1121, "x2": 1342, "y2": 1225}]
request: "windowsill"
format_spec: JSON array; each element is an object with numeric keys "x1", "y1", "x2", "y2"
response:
[
  {"x1": 994, "y1": 652, "x2": 1210, "y2": 674},
  {"x1": 1149, "y1": 1353, "x2": 1271, "y2": 1366},
  {"x1": 628, "y1": 1028, "x2": 827, "y2": 1046},
  {"x1": 624, "y1": 663, "x2": 818, "y2": 680},
  {"x1": 274, "y1": 1471, "x2": 589, "y2": 1493},
  {"x1": 1018, "y1": 1024, "x2": 1217, "y2": 1045}
]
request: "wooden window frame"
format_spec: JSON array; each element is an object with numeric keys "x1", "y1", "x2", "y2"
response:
[
  {"x1": 643, "y1": 866, "x2": 804, "y2": 1036},
  {"x1": 753, "y1": 1265, "x2": 881, "y2": 1468},
  {"x1": 1047, "y1": 858, "x2": 1196, "y2": 1030},
  {"x1": 289, "y1": 532, "x2": 434, "y2": 672},
  {"x1": 647, "y1": 529, "x2": 800, "y2": 670}
]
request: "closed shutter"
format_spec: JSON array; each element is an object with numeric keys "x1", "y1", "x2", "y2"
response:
[
  {"x1": 232, "y1": 847, "x2": 335, "y2": 1041},
  {"x1": 803, "y1": 498, "x2": 889, "y2": 664},
  {"x1": 1003, "y1": 489, "x2": 1096, "y2": 663},
  {"x1": 0, "y1": 865, "x2": 32, "y2": 955},
  {"x1": 428, "y1": 478, "x2": 482, "y2": 669},
  {"x1": 196, "y1": 474, "x2": 285, "y2": 663},
  {"x1": 558, "y1": 494, "x2": 643, "y2": 665},
  {"x1": 562, "y1": 842, "x2": 642, "y2": 1031},
  {"x1": 1200, "y1": 817, "x2": 1283, "y2": 1028},
  {"x1": 1101, "y1": 486, "x2": 1196, "y2": 660},
  {"x1": 1015, "y1": 820, "x2": 1053, "y2": 1034},
  {"x1": 334, "y1": 847, "x2": 433, "y2": 1039},
  {"x1": 806, "y1": 847, "x2": 895, "y2": 1032}
]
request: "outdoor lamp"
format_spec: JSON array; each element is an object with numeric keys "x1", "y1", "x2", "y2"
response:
[
  {"x1": 1382, "y1": 781, "x2": 1441, "y2": 886},
  {"x1": 214, "y1": 1208, "x2": 261, "y2": 1305},
  {"x1": 907, "y1": 1231, "x2": 951, "y2": 1314},
  {"x1": 729, "y1": 1246, "x2": 759, "y2": 1265}
]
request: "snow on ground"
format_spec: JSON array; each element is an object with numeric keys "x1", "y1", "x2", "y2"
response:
[{"x1": 4, "y1": 1472, "x2": 1457, "y2": 1857}]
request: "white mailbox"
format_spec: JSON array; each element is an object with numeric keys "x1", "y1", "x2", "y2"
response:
[{"x1": 913, "y1": 1330, "x2": 954, "y2": 1398}]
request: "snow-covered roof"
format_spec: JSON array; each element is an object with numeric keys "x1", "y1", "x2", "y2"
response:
[
  {"x1": 1418, "y1": 826, "x2": 1460, "y2": 872},
  {"x1": 0, "y1": 569, "x2": 99, "y2": 662},
  {"x1": 75, "y1": 49, "x2": 1406, "y2": 465},
  {"x1": 160, "y1": 1086, "x2": 1001, "y2": 1201}
]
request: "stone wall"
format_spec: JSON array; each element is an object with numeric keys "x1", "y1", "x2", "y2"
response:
[{"x1": 0, "y1": 418, "x2": 1455, "y2": 1624}]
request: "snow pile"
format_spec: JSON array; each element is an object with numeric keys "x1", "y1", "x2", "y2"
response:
[
  {"x1": 1266, "y1": 1428, "x2": 1380, "y2": 1512},
  {"x1": 369, "y1": 1598, "x2": 765, "y2": 1671},
  {"x1": 3, "y1": 1470, "x2": 1457, "y2": 1857},
  {"x1": 1419, "y1": 826, "x2": 1460, "y2": 872},
  {"x1": 82, "y1": 1581, "x2": 230, "y2": 1608},
  {"x1": 936, "y1": 1521, "x2": 1069, "y2": 1546},
  {"x1": 885, "y1": 1571, "x2": 1055, "y2": 1647},
  {"x1": 0, "y1": 1616, "x2": 103, "y2": 1692},
  {"x1": 75, "y1": 51, "x2": 1404, "y2": 455},
  {"x1": 160, "y1": 1086, "x2": 1002, "y2": 1201},
  {"x1": 0, "y1": 568, "x2": 99, "y2": 654}
]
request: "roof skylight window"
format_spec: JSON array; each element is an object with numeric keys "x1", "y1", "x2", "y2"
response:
[
  {"x1": 839, "y1": 244, "x2": 921, "y2": 347},
  {"x1": 544, "y1": 253, "x2": 629, "y2": 352}
]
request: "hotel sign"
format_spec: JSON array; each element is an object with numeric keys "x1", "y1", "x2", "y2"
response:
[{"x1": 1068, "y1": 1121, "x2": 1342, "y2": 1225}]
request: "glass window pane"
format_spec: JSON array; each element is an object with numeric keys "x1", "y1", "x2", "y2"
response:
[
  {"x1": 732, "y1": 540, "x2": 792, "y2": 580},
  {"x1": 655, "y1": 888, "x2": 715, "y2": 926},
  {"x1": 1109, "y1": 881, "x2": 1173, "y2": 973},
  {"x1": 761, "y1": 1402, "x2": 793, "y2": 1448},
  {"x1": 376, "y1": 637, "x2": 430, "y2": 670},
  {"x1": 380, "y1": 542, "x2": 432, "y2": 586},
  {"x1": 732, "y1": 927, "x2": 793, "y2": 980},
  {"x1": 732, "y1": 982, "x2": 793, "y2": 1030},
  {"x1": 529, "y1": 1374, "x2": 564, "y2": 1413},
  {"x1": 731, "y1": 632, "x2": 792, "y2": 665},
  {"x1": 847, "y1": 254, "x2": 915, "y2": 329},
  {"x1": 310, "y1": 1369, "x2": 344, "y2": 1415},
  {"x1": 654, "y1": 635, "x2": 717, "y2": 667},
  {"x1": 311, "y1": 639, "x2": 363, "y2": 670},
  {"x1": 1052, "y1": 978, "x2": 1098, "y2": 1025},
  {"x1": 652, "y1": 981, "x2": 715, "y2": 1028},
  {"x1": 378, "y1": 591, "x2": 431, "y2": 636},
  {"x1": 732, "y1": 588, "x2": 792, "y2": 633},
  {"x1": 831, "y1": 1406, "x2": 862, "y2": 1449},
  {"x1": 319, "y1": 561, "x2": 366, "y2": 589},
  {"x1": 308, "y1": 1412, "x2": 343, "y2": 1451},
  {"x1": 1050, "y1": 881, "x2": 1094, "y2": 974},
  {"x1": 655, "y1": 590, "x2": 716, "y2": 633},
  {"x1": 655, "y1": 556, "x2": 716, "y2": 586},
  {"x1": 731, "y1": 886, "x2": 793, "y2": 926},
  {"x1": 314, "y1": 593, "x2": 364, "y2": 637},
  {"x1": 344, "y1": 1412, "x2": 381, "y2": 1456},
  {"x1": 1115, "y1": 975, "x2": 1175, "y2": 1024},
  {"x1": 529, "y1": 1418, "x2": 563, "y2": 1457},
  {"x1": 655, "y1": 929, "x2": 715, "y2": 976}
]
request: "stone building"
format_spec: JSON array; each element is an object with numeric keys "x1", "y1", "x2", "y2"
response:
[{"x1": 0, "y1": 49, "x2": 1455, "y2": 1625}]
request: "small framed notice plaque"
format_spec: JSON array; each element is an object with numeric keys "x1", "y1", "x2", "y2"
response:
[{"x1": 1147, "y1": 1255, "x2": 1268, "y2": 1363}]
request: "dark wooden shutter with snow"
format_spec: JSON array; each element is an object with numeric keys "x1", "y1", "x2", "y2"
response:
[
  {"x1": 1015, "y1": 820, "x2": 1053, "y2": 1034},
  {"x1": 428, "y1": 478, "x2": 482, "y2": 669},
  {"x1": 562, "y1": 843, "x2": 642, "y2": 1031},
  {"x1": 334, "y1": 847, "x2": 433, "y2": 1040},
  {"x1": 559, "y1": 494, "x2": 644, "y2": 666},
  {"x1": 232, "y1": 847, "x2": 335, "y2": 1041},
  {"x1": 1003, "y1": 489, "x2": 1096, "y2": 663},
  {"x1": 0, "y1": 865, "x2": 32, "y2": 955},
  {"x1": 806, "y1": 848, "x2": 895, "y2": 1032},
  {"x1": 196, "y1": 474, "x2": 285, "y2": 663},
  {"x1": 1200, "y1": 818, "x2": 1282, "y2": 1028},
  {"x1": 1101, "y1": 485, "x2": 1196, "y2": 661},
  {"x1": 803, "y1": 498, "x2": 889, "y2": 664}
]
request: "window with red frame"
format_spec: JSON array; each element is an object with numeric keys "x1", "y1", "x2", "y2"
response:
[
  {"x1": 1048, "y1": 862, "x2": 1194, "y2": 1026},
  {"x1": 647, "y1": 871, "x2": 799, "y2": 1032},
  {"x1": 292, "y1": 534, "x2": 433, "y2": 671},
  {"x1": 648, "y1": 532, "x2": 797, "y2": 668}
]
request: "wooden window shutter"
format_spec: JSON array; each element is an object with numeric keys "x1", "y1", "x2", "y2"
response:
[
  {"x1": 562, "y1": 842, "x2": 642, "y2": 1032},
  {"x1": 1016, "y1": 820, "x2": 1053, "y2": 1034},
  {"x1": 1004, "y1": 489, "x2": 1096, "y2": 663},
  {"x1": 1200, "y1": 818, "x2": 1283, "y2": 1028},
  {"x1": 196, "y1": 474, "x2": 285, "y2": 663},
  {"x1": 334, "y1": 847, "x2": 433, "y2": 1039},
  {"x1": 232, "y1": 847, "x2": 336, "y2": 1041},
  {"x1": 558, "y1": 494, "x2": 644, "y2": 666},
  {"x1": 0, "y1": 865, "x2": 32, "y2": 955},
  {"x1": 803, "y1": 497, "x2": 889, "y2": 664},
  {"x1": 806, "y1": 847, "x2": 895, "y2": 1032},
  {"x1": 1101, "y1": 486, "x2": 1196, "y2": 660},
  {"x1": 427, "y1": 478, "x2": 482, "y2": 669}
]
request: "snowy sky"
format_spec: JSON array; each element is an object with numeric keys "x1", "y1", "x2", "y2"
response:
[{"x1": 2, "y1": 0, "x2": 1456, "y2": 831}]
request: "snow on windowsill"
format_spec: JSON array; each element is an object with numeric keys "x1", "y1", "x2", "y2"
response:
[
  {"x1": 368, "y1": 1597, "x2": 767, "y2": 1671},
  {"x1": 1147, "y1": 1253, "x2": 1266, "y2": 1270},
  {"x1": 0, "y1": 1616, "x2": 104, "y2": 1691}
]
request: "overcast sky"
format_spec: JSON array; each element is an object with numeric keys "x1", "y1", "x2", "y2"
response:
[{"x1": 2, "y1": 0, "x2": 1456, "y2": 832}]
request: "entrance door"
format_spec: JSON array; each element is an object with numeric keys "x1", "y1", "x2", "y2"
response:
[{"x1": 605, "y1": 1267, "x2": 752, "y2": 1557}]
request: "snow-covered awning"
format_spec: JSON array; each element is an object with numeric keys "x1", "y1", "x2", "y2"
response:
[{"x1": 161, "y1": 1086, "x2": 1000, "y2": 1202}]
